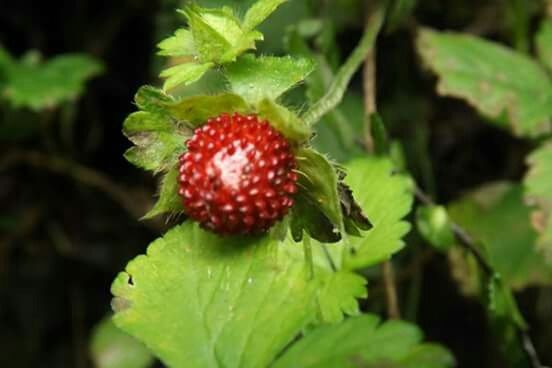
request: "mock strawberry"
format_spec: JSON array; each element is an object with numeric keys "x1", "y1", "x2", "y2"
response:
[{"x1": 177, "y1": 113, "x2": 298, "y2": 235}]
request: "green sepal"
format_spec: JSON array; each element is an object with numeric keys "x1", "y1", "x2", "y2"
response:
[
  {"x1": 292, "y1": 148, "x2": 343, "y2": 242},
  {"x1": 143, "y1": 166, "x2": 183, "y2": 219},
  {"x1": 167, "y1": 93, "x2": 249, "y2": 128},
  {"x1": 290, "y1": 192, "x2": 342, "y2": 243},
  {"x1": 256, "y1": 98, "x2": 311, "y2": 143},
  {"x1": 123, "y1": 111, "x2": 189, "y2": 173}
]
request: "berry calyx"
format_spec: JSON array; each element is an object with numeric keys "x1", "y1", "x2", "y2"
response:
[{"x1": 178, "y1": 113, "x2": 298, "y2": 235}]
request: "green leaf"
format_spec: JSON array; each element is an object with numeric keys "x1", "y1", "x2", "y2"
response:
[
  {"x1": 90, "y1": 317, "x2": 154, "y2": 368},
  {"x1": 143, "y1": 167, "x2": 182, "y2": 219},
  {"x1": 272, "y1": 314, "x2": 455, "y2": 368},
  {"x1": 524, "y1": 141, "x2": 552, "y2": 265},
  {"x1": 157, "y1": 29, "x2": 195, "y2": 57},
  {"x1": 296, "y1": 148, "x2": 343, "y2": 234},
  {"x1": 343, "y1": 157, "x2": 414, "y2": 270},
  {"x1": 123, "y1": 111, "x2": 188, "y2": 172},
  {"x1": 317, "y1": 272, "x2": 366, "y2": 323},
  {"x1": 0, "y1": 49, "x2": 102, "y2": 110},
  {"x1": 370, "y1": 113, "x2": 390, "y2": 156},
  {"x1": 160, "y1": 62, "x2": 214, "y2": 92},
  {"x1": 242, "y1": 0, "x2": 288, "y2": 31},
  {"x1": 167, "y1": 93, "x2": 249, "y2": 127},
  {"x1": 225, "y1": 55, "x2": 315, "y2": 104},
  {"x1": 181, "y1": 6, "x2": 234, "y2": 63},
  {"x1": 448, "y1": 182, "x2": 552, "y2": 290},
  {"x1": 536, "y1": 19, "x2": 552, "y2": 71},
  {"x1": 111, "y1": 222, "x2": 366, "y2": 367},
  {"x1": 417, "y1": 28, "x2": 552, "y2": 137},
  {"x1": 416, "y1": 205, "x2": 455, "y2": 251},
  {"x1": 256, "y1": 98, "x2": 311, "y2": 143}
]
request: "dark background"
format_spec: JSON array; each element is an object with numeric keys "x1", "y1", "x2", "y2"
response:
[{"x1": 1, "y1": 0, "x2": 550, "y2": 367}]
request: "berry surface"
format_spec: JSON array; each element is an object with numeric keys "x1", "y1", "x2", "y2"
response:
[{"x1": 178, "y1": 113, "x2": 298, "y2": 235}]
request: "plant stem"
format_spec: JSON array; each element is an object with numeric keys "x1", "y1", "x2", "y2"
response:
[
  {"x1": 303, "y1": 233, "x2": 314, "y2": 279},
  {"x1": 382, "y1": 260, "x2": 401, "y2": 319},
  {"x1": 302, "y1": 4, "x2": 385, "y2": 126}
]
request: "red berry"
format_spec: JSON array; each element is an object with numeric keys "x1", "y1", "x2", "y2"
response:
[{"x1": 177, "y1": 113, "x2": 298, "y2": 235}]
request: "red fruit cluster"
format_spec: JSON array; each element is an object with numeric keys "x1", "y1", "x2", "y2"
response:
[{"x1": 178, "y1": 113, "x2": 298, "y2": 235}]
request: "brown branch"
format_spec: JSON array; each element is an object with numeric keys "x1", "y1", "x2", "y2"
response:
[{"x1": 361, "y1": 0, "x2": 400, "y2": 320}]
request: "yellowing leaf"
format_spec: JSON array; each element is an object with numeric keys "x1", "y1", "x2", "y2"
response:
[{"x1": 417, "y1": 28, "x2": 552, "y2": 137}]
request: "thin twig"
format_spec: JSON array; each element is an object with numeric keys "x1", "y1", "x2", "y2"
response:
[
  {"x1": 302, "y1": 4, "x2": 385, "y2": 126},
  {"x1": 360, "y1": 0, "x2": 401, "y2": 320},
  {"x1": 382, "y1": 260, "x2": 401, "y2": 319}
]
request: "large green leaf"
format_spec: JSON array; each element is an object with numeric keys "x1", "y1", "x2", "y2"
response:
[
  {"x1": 448, "y1": 182, "x2": 552, "y2": 290},
  {"x1": 417, "y1": 28, "x2": 552, "y2": 137},
  {"x1": 536, "y1": 19, "x2": 552, "y2": 71},
  {"x1": 524, "y1": 141, "x2": 552, "y2": 265},
  {"x1": 90, "y1": 317, "x2": 154, "y2": 368},
  {"x1": 342, "y1": 157, "x2": 414, "y2": 269},
  {"x1": 0, "y1": 49, "x2": 102, "y2": 110},
  {"x1": 111, "y1": 222, "x2": 367, "y2": 367},
  {"x1": 272, "y1": 314, "x2": 454, "y2": 368},
  {"x1": 225, "y1": 54, "x2": 315, "y2": 104}
]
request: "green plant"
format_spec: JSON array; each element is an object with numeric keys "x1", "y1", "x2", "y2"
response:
[{"x1": 104, "y1": 0, "x2": 552, "y2": 367}]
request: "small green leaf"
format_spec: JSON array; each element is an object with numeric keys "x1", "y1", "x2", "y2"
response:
[
  {"x1": 226, "y1": 55, "x2": 315, "y2": 104},
  {"x1": 160, "y1": 62, "x2": 213, "y2": 91},
  {"x1": 272, "y1": 314, "x2": 455, "y2": 368},
  {"x1": 416, "y1": 205, "x2": 455, "y2": 251},
  {"x1": 181, "y1": 6, "x2": 233, "y2": 63},
  {"x1": 417, "y1": 28, "x2": 552, "y2": 137},
  {"x1": 448, "y1": 182, "x2": 552, "y2": 290},
  {"x1": 90, "y1": 317, "x2": 154, "y2": 368},
  {"x1": 256, "y1": 98, "x2": 311, "y2": 142},
  {"x1": 0, "y1": 49, "x2": 102, "y2": 110},
  {"x1": 242, "y1": 0, "x2": 288, "y2": 31},
  {"x1": 143, "y1": 167, "x2": 182, "y2": 219},
  {"x1": 343, "y1": 157, "x2": 414, "y2": 270},
  {"x1": 317, "y1": 271, "x2": 366, "y2": 323},
  {"x1": 536, "y1": 19, "x2": 552, "y2": 71},
  {"x1": 167, "y1": 93, "x2": 249, "y2": 127},
  {"x1": 296, "y1": 148, "x2": 343, "y2": 233},
  {"x1": 524, "y1": 141, "x2": 552, "y2": 265},
  {"x1": 123, "y1": 111, "x2": 188, "y2": 172},
  {"x1": 157, "y1": 29, "x2": 195, "y2": 56}
]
